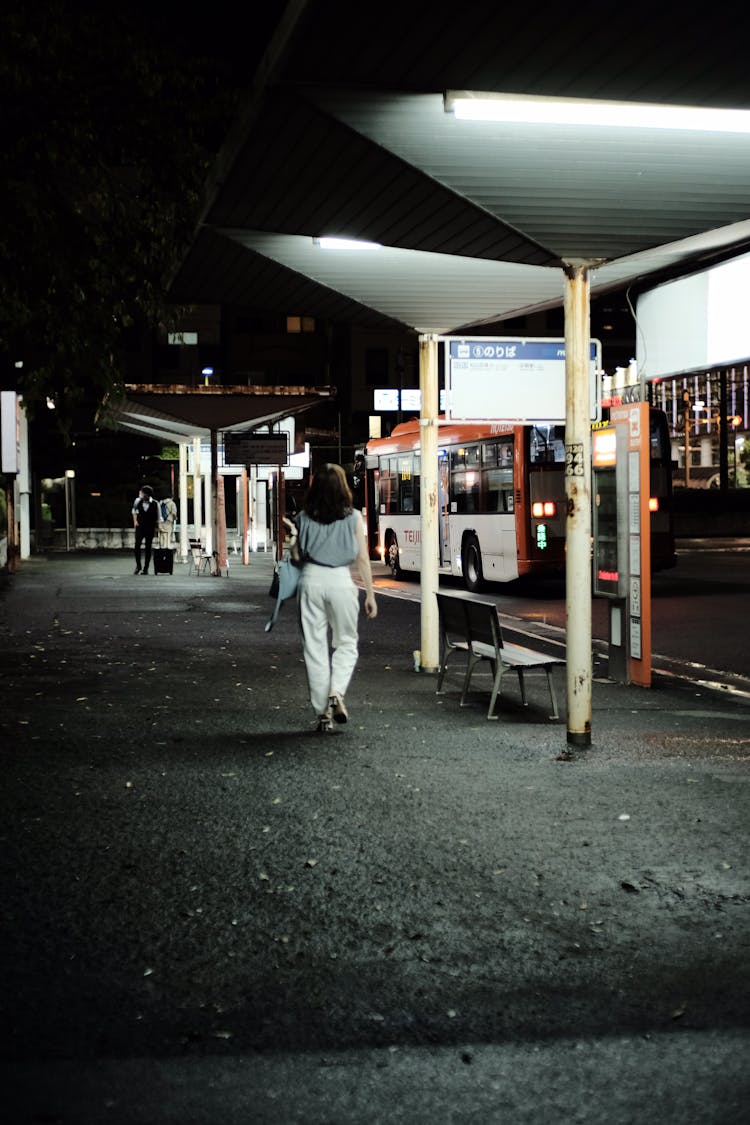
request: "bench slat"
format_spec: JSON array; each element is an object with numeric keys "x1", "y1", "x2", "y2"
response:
[{"x1": 499, "y1": 642, "x2": 563, "y2": 668}]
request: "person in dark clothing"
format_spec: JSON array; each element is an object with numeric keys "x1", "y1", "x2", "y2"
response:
[{"x1": 131, "y1": 485, "x2": 160, "y2": 574}]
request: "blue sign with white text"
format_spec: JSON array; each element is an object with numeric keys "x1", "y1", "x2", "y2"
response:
[{"x1": 449, "y1": 340, "x2": 598, "y2": 362}]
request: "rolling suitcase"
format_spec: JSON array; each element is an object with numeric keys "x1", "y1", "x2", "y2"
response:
[{"x1": 153, "y1": 548, "x2": 174, "y2": 575}]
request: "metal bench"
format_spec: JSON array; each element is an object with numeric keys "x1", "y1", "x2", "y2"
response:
[{"x1": 436, "y1": 591, "x2": 564, "y2": 720}]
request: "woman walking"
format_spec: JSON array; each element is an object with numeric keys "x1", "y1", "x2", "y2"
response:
[{"x1": 287, "y1": 464, "x2": 377, "y2": 733}]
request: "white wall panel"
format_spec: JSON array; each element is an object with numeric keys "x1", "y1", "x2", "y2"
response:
[{"x1": 637, "y1": 252, "x2": 750, "y2": 377}]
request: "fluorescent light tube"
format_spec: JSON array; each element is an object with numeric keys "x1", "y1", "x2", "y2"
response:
[
  {"x1": 315, "y1": 237, "x2": 382, "y2": 250},
  {"x1": 444, "y1": 91, "x2": 750, "y2": 133}
]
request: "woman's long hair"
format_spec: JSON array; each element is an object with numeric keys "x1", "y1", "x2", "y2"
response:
[{"x1": 303, "y1": 464, "x2": 353, "y2": 524}]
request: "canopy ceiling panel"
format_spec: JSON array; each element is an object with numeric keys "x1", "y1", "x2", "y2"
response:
[
  {"x1": 308, "y1": 90, "x2": 750, "y2": 261},
  {"x1": 205, "y1": 93, "x2": 553, "y2": 264},
  {"x1": 170, "y1": 229, "x2": 406, "y2": 330},
  {"x1": 219, "y1": 232, "x2": 568, "y2": 334}
]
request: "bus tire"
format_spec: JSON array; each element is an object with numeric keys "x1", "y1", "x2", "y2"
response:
[
  {"x1": 462, "y1": 534, "x2": 484, "y2": 592},
  {"x1": 385, "y1": 532, "x2": 402, "y2": 579}
]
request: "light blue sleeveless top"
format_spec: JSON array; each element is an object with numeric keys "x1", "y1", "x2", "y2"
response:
[{"x1": 296, "y1": 510, "x2": 359, "y2": 567}]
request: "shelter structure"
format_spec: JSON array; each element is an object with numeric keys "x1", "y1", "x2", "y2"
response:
[
  {"x1": 105, "y1": 383, "x2": 335, "y2": 566},
  {"x1": 169, "y1": 0, "x2": 750, "y2": 743}
]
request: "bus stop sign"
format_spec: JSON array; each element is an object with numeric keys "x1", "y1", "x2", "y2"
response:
[{"x1": 444, "y1": 336, "x2": 601, "y2": 423}]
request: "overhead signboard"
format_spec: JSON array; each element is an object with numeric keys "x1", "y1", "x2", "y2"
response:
[
  {"x1": 444, "y1": 336, "x2": 601, "y2": 423},
  {"x1": 373, "y1": 388, "x2": 400, "y2": 411},
  {"x1": 373, "y1": 388, "x2": 447, "y2": 412},
  {"x1": 224, "y1": 432, "x2": 289, "y2": 466}
]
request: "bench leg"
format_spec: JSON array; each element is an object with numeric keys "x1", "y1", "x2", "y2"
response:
[
  {"x1": 516, "y1": 668, "x2": 528, "y2": 707},
  {"x1": 436, "y1": 645, "x2": 451, "y2": 693},
  {"x1": 486, "y1": 662, "x2": 504, "y2": 720},
  {"x1": 461, "y1": 652, "x2": 481, "y2": 708},
  {"x1": 546, "y1": 668, "x2": 559, "y2": 720}
]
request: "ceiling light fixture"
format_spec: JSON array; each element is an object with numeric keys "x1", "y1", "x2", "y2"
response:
[
  {"x1": 314, "y1": 237, "x2": 382, "y2": 250},
  {"x1": 444, "y1": 91, "x2": 750, "y2": 133}
]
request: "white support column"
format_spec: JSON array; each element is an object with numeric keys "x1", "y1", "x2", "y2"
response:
[
  {"x1": 418, "y1": 333, "x2": 440, "y2": 672},
  {"x1": 242, "y1": 469, "x2": 249, "y2": 564},
  {"x1": 18, "y1": 399, "x2": 30, "y2": 559},
  {"x1": 205, "y1": 431, "x2": 215, "y2": 558},
  {"x1": 563, "y1": 263, "x2": 593, "y2": 746},
  {"x1": 250, "y1": 465, "x2": 258, "y2": 551},
  {"x1": 178, "y1": 442, "x2": 189, "y2": 562},
  {"x1": 255, "y1": 474, "x2": 267, "y2": 551},
  {"x1": 192, "y1": 436, "x2": 202, "y2": 542}
]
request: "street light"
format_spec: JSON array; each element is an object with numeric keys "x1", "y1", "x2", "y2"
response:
[{"x1": 64, "y1": 469, "x2": 76, "y2": 552}]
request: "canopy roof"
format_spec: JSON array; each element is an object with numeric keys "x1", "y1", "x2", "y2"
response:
[
  {"x1": 106, "y1": 384, "x2": 335, "y2": 444},
  {"x1": 170, "y1": 0, "x2": 750, "y2": 336}
]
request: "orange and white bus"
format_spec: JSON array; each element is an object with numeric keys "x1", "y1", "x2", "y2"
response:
[
  {"x1": 356, "y1": 418, "x2": 567, "y2": 591},
  {"x1": 355, "y1": 410, "x2": 675, "y2": 591}
]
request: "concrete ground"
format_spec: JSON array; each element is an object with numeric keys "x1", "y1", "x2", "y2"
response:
[{"x1": 0, "y1": 552, "x2": 748, "y2": 1124}]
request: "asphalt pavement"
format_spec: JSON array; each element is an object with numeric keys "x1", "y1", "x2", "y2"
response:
[{"x1": 1, "y1": 551, "x2": 748, "y2": 1124}]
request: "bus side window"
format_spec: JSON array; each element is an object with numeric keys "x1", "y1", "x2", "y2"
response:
[
  {"x1": 379, "y1": 464, "x2": 396, "y2": 514},
  {"x1": 485, "y1": 467, "x2": 513, "y2": 513},
  {"x1": 399, "y1": 453, "x2": 419, "y2": 514},
  {"x1": 453, "y1": 471, "x2": 480, "y2": 513},
  {"x1": 413, "y1": 456, "x2": 420, "y2": 515}
]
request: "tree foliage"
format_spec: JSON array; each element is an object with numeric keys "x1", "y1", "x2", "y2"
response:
[{"x1": 0, "y1": 1, "x2": 239, "y2": 428}]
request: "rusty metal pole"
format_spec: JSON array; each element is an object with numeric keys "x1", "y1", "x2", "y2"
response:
[
  {"x1": 6, "y1": 481, "x2": 18, "y2": 573},
  {"x1": 419, "y1": 333, "x2": 440, "y2": 672},
  {"x1": 563, "y1": 263, "x2": 593, "y2": 746}
]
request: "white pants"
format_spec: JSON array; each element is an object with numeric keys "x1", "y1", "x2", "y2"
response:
[{"x1": 298, "y1": 564, "x2": 360, "y2": 716}]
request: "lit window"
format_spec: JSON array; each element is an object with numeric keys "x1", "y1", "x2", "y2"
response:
[{"x1": 287, "y1": 316, "x2": 316, "y2": 334}]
